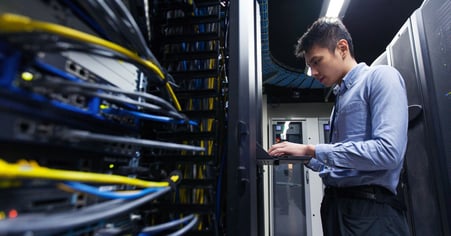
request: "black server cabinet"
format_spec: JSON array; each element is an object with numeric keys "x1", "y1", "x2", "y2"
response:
[
  {"x1": 387, "y1": 0, "x2": 450, "y2": 235},
  {"x1": 227, "y1": 1, "x2": 262, "y2": 236}
]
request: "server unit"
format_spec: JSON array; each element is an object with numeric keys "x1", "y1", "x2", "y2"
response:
[{"x1": 383, "y1": 0, "x2": 450, "y2": 234}]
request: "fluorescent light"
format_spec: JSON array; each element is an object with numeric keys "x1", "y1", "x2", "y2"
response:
[
  {"x1": 306, "y1": 66, "x2": 312, "y2": 76},
  {"x1": 326, "y1": 0, "x2": 345, "y2": 17}
]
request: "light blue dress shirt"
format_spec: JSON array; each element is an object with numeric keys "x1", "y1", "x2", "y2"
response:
[{"x1": 308, "y1": 63, "x2": 408, "y2": 194}]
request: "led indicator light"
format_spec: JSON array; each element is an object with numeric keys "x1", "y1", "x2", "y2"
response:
[
  {"x1": 21, "y1": 72, "x2": 34, "y2": 81},
  {"x1": 8, "y1": 209, "x2": 18, "y2": 218}
]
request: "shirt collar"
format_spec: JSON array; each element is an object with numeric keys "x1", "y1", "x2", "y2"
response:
[{"x1": 333, "y1": 62, "x2": 367, "y2": 95}]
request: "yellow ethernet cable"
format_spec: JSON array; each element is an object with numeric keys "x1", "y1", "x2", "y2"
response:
[{"x1": 0, "y1": 159, "x2": 171, "y2": 188}]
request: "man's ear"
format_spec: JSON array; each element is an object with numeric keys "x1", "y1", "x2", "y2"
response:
[{"x1": 337, "y1": 39, "x2": 349, "y2": 57}]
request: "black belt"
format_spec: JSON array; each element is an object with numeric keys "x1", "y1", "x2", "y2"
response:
[{"x1": 325, "y1": 185, "x2": 406, "y2": 211}]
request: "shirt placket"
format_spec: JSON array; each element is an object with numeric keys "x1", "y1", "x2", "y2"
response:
[{"x1": 329, "y1": 86, "x2": 341, "y2": 143}]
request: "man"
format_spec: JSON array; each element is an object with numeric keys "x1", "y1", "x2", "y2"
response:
[{"x1": 268, "y1": 17, "x2": 410, "y2": 235}]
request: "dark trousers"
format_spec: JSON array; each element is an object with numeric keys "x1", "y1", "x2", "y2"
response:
[{"x1": 321, "y1": 186, "x2": 410, "y2": 236}]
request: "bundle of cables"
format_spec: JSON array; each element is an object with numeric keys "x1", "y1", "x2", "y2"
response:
[
  {"x1": 0, "y1": 159, "x2": 196, "y2": 234},
  {"x1": 30, "y1": 61, "x2": 198, "y2": 125},
  {"x1": 0, "y1": 13, "x2": 181, "y2": 111}
]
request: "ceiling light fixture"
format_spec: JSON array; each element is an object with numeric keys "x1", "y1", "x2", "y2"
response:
[
  {"x1": 306, "y1": 67, "x2": 312, "y2": 76},
  {"x1": 325, "y1": 0, "x2": 346, "y2": 17}
]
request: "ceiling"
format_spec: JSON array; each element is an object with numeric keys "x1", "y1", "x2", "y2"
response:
[{"x1": 262, "y1": 0, "x2": 424, "y2": 103}]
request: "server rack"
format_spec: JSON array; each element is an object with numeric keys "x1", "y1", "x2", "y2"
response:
[
  {"x1": 0, "y1": 0, "x2": 208, "y2": 235},
  {"x1": 136, "y1": 0, "x2": 228, "y2": 235},
  {"x1": 383, "y1": 0, "x2": 450, "y2": 234}
]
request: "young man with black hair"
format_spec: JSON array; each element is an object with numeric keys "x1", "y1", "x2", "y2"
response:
[{"x1": 268, "y1": 17, "x2": 410, "y2": 235}]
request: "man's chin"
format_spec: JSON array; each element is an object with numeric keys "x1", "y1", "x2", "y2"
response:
[{"x1": 321, "y1": 82, "x2": 333, "y2": 87}]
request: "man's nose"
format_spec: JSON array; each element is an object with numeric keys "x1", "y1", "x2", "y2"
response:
[{"x1": 311, "y1": 67, "x2": 319, "y2": 77}]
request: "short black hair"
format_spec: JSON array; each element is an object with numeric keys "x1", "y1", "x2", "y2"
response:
[{"x1": 295, "y1": 17, "x2": 354, "y2": 58}]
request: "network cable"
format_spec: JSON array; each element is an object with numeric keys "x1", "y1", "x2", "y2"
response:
[
  {"x1": 61, "y1": 181, "x2": 170, "y2": 200},
  {"x1": 0, "y1": 13, "x2": 164, "y2": 79},
  {"x1": 26, "y1": 74, "x2": 167, "y2": 117},
  {"x1": 25, "y1": 53, "x2": 186, "y2": 120},
  {"x1": 0, "y1": 14, "x2": 163, "y2": 79},
  {"x1": 34, "y1": 61, "x2": 179, "y2": 112},
  {"x1": 0, "y1": 159, "x2": 177, "y2": 188},
  {"x1": 63, "y1": 0, "x2": 157, "y2": 63},
  {"x1": 101, "y1": 0, "x2": 158, "y2": 62},
  {"x1": 0, "y1": 186, "x2": 171, "y2": 235},
  {"x1": 102, "y1": 108, "x2": 198, "y2": 126},
  {"x1": 139, "y1": 214, "x2": 195, "y2": 235},
  {"x1": 167, "y1": 215, "x2": 199, "y2": 236},
  {"x1": 58, "y1": 0, "x2": 108, "y2": 39},
  {"x1": 139, "y1": 215, "x2": 198, "y2": 236},
  {"x1": 60, "y1": 129, "x2": 205, "y2": 152},
  {"x1": 0, "y1": 13, "x2": 182, "y2": 111},
  {"x1": 63, "y1": 0, "x2": 180, "y2": 91},
  {"x1": 66, "y1": 89, "x2": 183, "y2": 119},
  {"x1": 2, "y1": 33, "x2": 181, "y2": 111}
]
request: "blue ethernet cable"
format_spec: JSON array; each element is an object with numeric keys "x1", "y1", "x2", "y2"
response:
[
  {"x1": 102, "y1": 108, "x2": 198, "y2": 126},
  {"x1": 35, "y1": 60, "x2": 80, "y2": 82},
  {"x1": 64, "y1": 181, "x2": 169, "y2": 200}
]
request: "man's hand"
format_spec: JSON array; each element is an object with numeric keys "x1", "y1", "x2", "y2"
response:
[{"x1": 267, "y1": 141, "x2": 316, "y2": 158}]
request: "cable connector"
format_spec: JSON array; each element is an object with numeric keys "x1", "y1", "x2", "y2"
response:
[{"x1": 166, "y1": 170, "x2": 182, "y2": 190}]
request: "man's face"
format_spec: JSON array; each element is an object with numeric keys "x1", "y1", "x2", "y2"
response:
[{"x1": 304, "y1": 44, "x2": 346, "y2": 87}]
